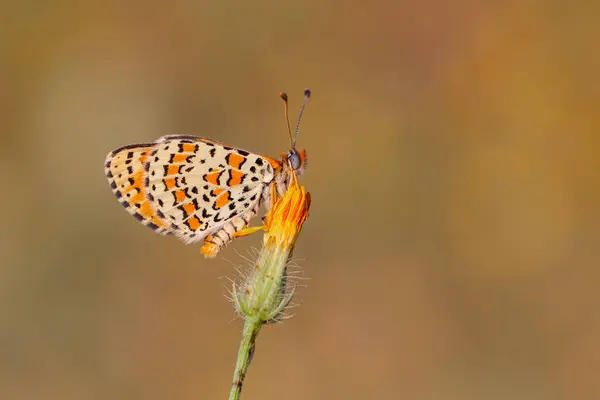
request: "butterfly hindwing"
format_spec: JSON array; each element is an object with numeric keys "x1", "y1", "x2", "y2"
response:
[
  {"x1": 104, "y1": 143, "x2": 172, "y2": 234},
  {"x1": 144, "y1": 135, "x2": 276, "y2": 243}
]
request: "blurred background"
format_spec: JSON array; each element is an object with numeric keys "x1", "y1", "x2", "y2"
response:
[{"x1": 1, "y1": 1, "x2": 599, "y2": 399}]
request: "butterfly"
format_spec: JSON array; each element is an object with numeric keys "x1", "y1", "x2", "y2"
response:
[{"x1": 104, "y1": 89, "x2": 310, "y2": 257}]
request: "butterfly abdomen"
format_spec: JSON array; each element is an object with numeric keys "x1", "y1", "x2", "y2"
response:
[{"x1": 200, "y1": 206, "x2": 260, "y2": 258}]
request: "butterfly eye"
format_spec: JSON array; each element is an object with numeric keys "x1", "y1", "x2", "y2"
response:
[{"x1": 287, "y1": 152, "x2": 301, "y2": 170}]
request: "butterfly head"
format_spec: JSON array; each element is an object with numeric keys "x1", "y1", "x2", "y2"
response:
[
  {"x1": 280, "y1": 89, "x2": 310, "y2": 176},
  {"x1": 285, "y1": 148, "x2": 307, "y2": 175}
]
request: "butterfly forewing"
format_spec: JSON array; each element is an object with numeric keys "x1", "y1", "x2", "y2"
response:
[
  {"x1": 104, "y1": 143, "x2": 172, "y2": 234},
  {"x1": 143, "y1": 135, "x2": 276, "y2": 243}
]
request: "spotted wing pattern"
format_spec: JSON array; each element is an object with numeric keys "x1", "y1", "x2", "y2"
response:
[
  {"x1": 105, "y1": 143, "x2": 171, "y2": 234},
  {"x1": 144, "y1": 135, "x2": 276, "y2": 244}
]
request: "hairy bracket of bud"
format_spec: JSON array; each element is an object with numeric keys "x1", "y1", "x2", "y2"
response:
[{"x1": 233, "y1": 177, "x2": 311, "y2": 323}]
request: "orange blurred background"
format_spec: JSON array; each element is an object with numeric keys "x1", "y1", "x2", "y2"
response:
[{"x1": 1, "y1": 1, "x2": 599, "y2": 399}]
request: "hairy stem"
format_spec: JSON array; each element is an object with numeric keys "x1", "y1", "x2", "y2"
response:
[{"x1": 229, "y1": 318, "x2": 262, "y2": 400}]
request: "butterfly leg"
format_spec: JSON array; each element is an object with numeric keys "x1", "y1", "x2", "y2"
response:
[
  {"x1": 231, "y1": 184, "x2": 279, "y2": 238},
  {"x1": 260, "y1": 182, "x2": 279, "y2": 224},
  {"x1": 232, "y1": 225, "x2": 265, "y2": 239},
  {"x1": 233, "y1": 181, "x2": 281, "y2": 237}
]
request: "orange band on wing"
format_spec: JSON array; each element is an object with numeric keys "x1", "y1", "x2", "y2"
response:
[
  {"x1": 172, "y1": 153, "x2": 188, "y2": 163},
  {"x1": 182, "y1": 143, "x2": 197, "y2": 153},
  {"x1": 167, "y1": 165, "x2": 180, "y2": 175},
  {"x1": 175, "y1": 190, "x2": 186, "y2": 203},
  {"x1": 183, "y1": 202, "x2": 196, "y2": 215},
  {"x1": 227, "y1": 169, "x2": 246, "y2": 186},
  {"x1": 205, "y1": 170, "x2": 221, "y2": 185},
  {"x1": 187, "y1": 216, "x2": 201, "y2": 230},
  {"x1": 215, "y1": 191, "x2": 231, "y2": 209},
  {"x1": 164, "y1": 178, "x2": 177, "y2": 190},
  {"x1": 227, "y1": 153, "x2": 246, "y2": 169}
]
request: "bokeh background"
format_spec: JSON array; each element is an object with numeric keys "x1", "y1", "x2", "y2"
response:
[{"x1": 1, "y1": 1, "x2": 599, "y2": 399}]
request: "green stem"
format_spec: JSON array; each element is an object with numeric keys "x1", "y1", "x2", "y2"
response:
[{"x1": 228, "y1": 318, "x2": 263, "y2": 400}]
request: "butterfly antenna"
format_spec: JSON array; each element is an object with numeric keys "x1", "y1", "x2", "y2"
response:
[
  {"x1": 293, "y1": 89, "x2": 311, "y2": 148},
  {"x1": 280, "y1": 91, "x2": 294, "y2": 148}
]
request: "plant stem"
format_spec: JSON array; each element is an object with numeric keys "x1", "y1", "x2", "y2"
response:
[{"x1": 229, "y1": 318, "x2": 262, "y2": 400}]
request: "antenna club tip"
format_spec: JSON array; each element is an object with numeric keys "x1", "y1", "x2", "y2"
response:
[
  {"x1": 280, "y1": 91, "x2": 288, "y2": 101},
  {"x1": 304, "y1": 89, "x2": 311, "y2": 98}
]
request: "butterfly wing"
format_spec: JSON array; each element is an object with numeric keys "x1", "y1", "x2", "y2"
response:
[
  {"x1": 144, "y1": 135, "x2": 277, "y2": 244},
  {"x1": 105, "y1": 143, "x2": 172, "y2": 234}
]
